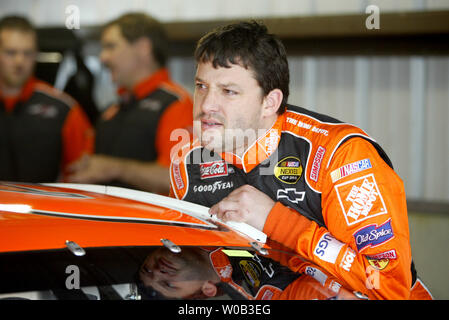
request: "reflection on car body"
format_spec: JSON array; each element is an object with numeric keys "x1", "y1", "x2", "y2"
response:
[{"x1": 0, "y1": 182, "x2": 363, "y2": 300}]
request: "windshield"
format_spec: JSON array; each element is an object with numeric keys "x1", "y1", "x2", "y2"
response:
[{"x1": 0, "y1": 245, "x2": 363, "y2": 300}]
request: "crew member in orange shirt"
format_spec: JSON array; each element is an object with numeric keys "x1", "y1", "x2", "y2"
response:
[
  {"x1": 0, "y1": 16, "x2": 93, "y2": 183},
  {"x1": 69, "y1": 13, "x2": 193, "y2": 194}
]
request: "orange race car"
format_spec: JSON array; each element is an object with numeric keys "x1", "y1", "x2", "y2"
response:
[{"x1": 0, "y1": 181, "x2": 364, "y2": 300}]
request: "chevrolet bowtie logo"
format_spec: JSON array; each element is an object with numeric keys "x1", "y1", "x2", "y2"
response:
[{"x1": 276, "y1": 188, "x2": 305, "y2": 204}]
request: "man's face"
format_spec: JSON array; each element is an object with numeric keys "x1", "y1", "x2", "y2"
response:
[
  {"x1": 139, "y1": 248, "x2": 211, "y2": 299},
  {"x1": 100, "y1": 25, "x2": 141, "y2": 88},
  {"x1": 0, "y1": 29, "x2": 36, "y2": 89},
  {"x1": 193, "y1": 61, "x2": 265, "y2": 155}
]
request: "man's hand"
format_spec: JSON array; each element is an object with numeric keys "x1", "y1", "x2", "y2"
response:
[
  {"x1": 67, "y1": 154, "x2": 122, "y2": 183},
  {"x1": 209, "y1": 185, "x2": 275, "y2": 231}
]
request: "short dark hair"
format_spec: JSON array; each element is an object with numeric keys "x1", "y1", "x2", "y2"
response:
[
  {"x1": 195, "y1": 20, "x2": 289, "y2": 114},
  {"x1": 0, "y1": 15, "x2": 36, "y2": 34},
  {"x1": 104, "y1": 12, "x2": 168, "y2": 67}
]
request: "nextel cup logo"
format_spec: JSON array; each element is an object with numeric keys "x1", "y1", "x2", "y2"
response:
[{"x1": 274, "y1": 156, "x2": 303, "y2": 184}]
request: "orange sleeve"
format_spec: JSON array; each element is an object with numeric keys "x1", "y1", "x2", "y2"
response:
[
  {"x1": 155, "y1": 99, "x2": 193, "y2": 167},
  {"x1": 279, "y1": 272, "x2": 362, "y2": 300},
  {"x1": 61, "y1": 104, "x2": 95, "y2": 179},
  {"x1": 263, "y1": 137, "x2": 412, "y2": 300}
]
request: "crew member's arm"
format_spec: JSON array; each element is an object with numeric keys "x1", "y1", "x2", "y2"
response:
[
  {"x1": 61, "y1": 104, "x2": 94, "y2": 181},
  {"x1": 68, "y1": 100, "x2": 192, "y2": 194}
]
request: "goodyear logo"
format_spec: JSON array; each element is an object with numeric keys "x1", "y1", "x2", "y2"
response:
[{"x1": 274, "y1": 156, "x2": 302, "y2": 184}]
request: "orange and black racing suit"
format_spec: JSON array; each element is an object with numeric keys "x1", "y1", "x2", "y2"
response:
[
  {"x1": 170, "y1": 104, "x2": 433, "y2": 300},
  {"x1": 95, "y1": 68, "x2": 193, "y2": 188},
  {"x1": 0, "y1": 77, "x2": 93, "y2": 182},
  {"x1": 207, "y1": 247, "x2": 357, "y2": 300}
]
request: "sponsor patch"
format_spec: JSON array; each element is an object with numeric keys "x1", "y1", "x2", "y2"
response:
[
  {"x1": 264, "y1": 129, "x2": 280, "y2": 157},
  {"x1": 328, "y1": 280, "x2": 342, "y2": 293},
  {"x1": 260, "y1": 289, "x2": 274, "y2": 300},
  {"x1": 172, "y1": 163, "x2": 184, "y2": 190},
  {"x1": 313, "y1": 233, "x2": 345, "y2": 264},
  {"x1": 138, "y1": 98, "x2": 162, "y2": 111},
  {"x1": 200, "y1": 160, "x2": 228, "y2": 179},
  {"x1": 335, "y1": 173, "x2": 387, "y2": 226},
  {"x1": 366, "y1": 257, "x2": 390, "y2": 270},
  {"x1": 353, "y1": 219, "x2": 394, "y2": 252},
  {"x1": 239, "y1": 260, "x2": 261, "y2": 287},
  {"x1": 28, "y1": 104, "x2": 58, "y2": 118},
  {"x1": 331, "y1": 158, "x2": 372, "y2": 183},
  {"x1": 274, "y1": 156, "x2": 303, "y2": 184},
  {"x1": 193, "y1": 180, "x2": 233, "y2": 193},
  {"x1": 340, "y1": 247, "x2": 356, "y2": 272},
  {"x1": 305, "y1": 266, "x2": 328, "y2": 286},
  {"x1": 276, "y1": 188, "x2": 305, "y2": 204},
  {"x1": 366, "y1": 249, "x2": 397, "y2": 260},
  {"x1": 310, "y1": 146, "x2": 326, "y2": 182}
]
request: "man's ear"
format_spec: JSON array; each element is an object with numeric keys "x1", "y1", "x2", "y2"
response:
[
  {"x1": 134, "y1": 37, "x2": 153, "y2": 62},
  {"x1": 201, "y1": 281, "x2": 218, "y2": 297},
  {"x1": 262, "y1": 88, "x2": 283, "y2": 118}
]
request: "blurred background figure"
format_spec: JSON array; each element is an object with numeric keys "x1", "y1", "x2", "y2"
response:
[
  {"x1": 0, "y1": 15, "x2": 94, "y2": 183},
  {"x1": 68, "y1": 13, "x2": 193, "y2": 194}
]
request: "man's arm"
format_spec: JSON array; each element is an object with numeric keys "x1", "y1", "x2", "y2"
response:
[
  {"x1": 61, "y1": 104, "x2": 95, "y2": 181},
  {"x1": 210, "y1": 138, "x2": 413, "y2": 300},
  {"x1": 68, "y1": 155, "x2": 170, "y2": 194}
]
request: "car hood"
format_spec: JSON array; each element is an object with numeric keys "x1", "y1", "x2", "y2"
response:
[{"x1": 0, "y1": 182, "x2": 266, "y2": 253}]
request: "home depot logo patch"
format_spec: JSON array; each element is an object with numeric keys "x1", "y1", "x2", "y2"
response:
[{"x1": 334, "y1": 174, "x2": 387, "y2": 226}]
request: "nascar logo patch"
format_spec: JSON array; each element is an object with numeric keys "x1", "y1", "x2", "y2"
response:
[{"x1": 331, "y1": 158, "x2": 372, "y2": 183}]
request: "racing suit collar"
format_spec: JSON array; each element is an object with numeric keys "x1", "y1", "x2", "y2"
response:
[
  {"x1": 117, "y1": 68, "x2": 170, "y2": 101},
  {"x1": 0, "y1": 76, "x2": 39, "y2": 111},
  {"x1": 220, "y1": 113, "x2": 284, "y2": 173}
]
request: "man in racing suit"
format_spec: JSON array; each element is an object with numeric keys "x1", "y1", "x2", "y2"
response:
[
  {"x1": 169, "y1": 21, "x2": 432, "y2": 300},
  {"x1": 0, "y1": 16, "x2": 94, "y2": 182},
  {"x1": 68, "y1": 13, "x2": 193, "y2": 194}
]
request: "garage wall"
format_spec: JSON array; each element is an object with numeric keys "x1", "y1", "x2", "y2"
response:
[
  {"x1": 2, "y1": 0, "x2": 448, "y2": 202},
  {"x1": 1, "y1": 0, "x2": 449, "y2": 25},
  {"x1": 168, "y1": 55, "x2": 449, "y2": 203}
]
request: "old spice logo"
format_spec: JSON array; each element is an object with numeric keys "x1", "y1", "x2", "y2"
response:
[
  {"x1": 353, "y1": 219, "x2": 394, "y2": 252},
  {"x1": 200, "y1": 160, "x2": 228, "y2": 179},
  {"x1": 310, "y1": 146, "x2": 326, "y2": 182}
]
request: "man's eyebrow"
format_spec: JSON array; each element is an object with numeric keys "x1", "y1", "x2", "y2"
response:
[
  {"x1": 195, "y1": 77, "x2": 240, "y2": 89},
  {"x1": 218, "y1": 82, "x2": 240, "y2": 88}
]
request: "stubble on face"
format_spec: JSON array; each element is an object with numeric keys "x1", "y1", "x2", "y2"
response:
[{"x1": 193, "y1": 61, "x2": 265, "y2": 156}]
